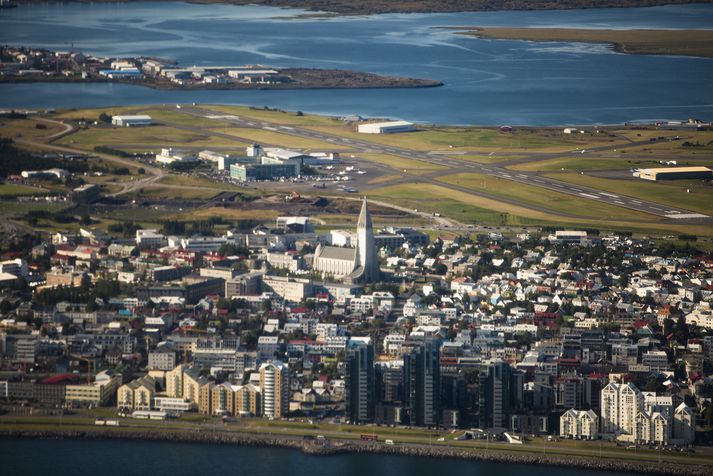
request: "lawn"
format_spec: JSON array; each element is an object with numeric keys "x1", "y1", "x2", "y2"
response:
[
  {"x1": 543, "y1": 173, "x2": 713, "y2": 216},
  {"x1": 210, "y1": 126, "x2": 345, "y2": 150},
  {"x1": 367, "y1": 183, "x2": 713, "y2": 236},
  {"x1": 56, "y1": 125, "x2": 248, "y2": 150},
  {"x1": 305, "y1": 125, "x2": 624, "y2": 153},
  {"x1": 0, "y1": 183, "x2": 48, "y2": 196},
  {"x1": 438, "y1": 173, "x2": 657, "y2": 221},
  {"x1": 203, "y1": 104, "x2": 342, "y2": 127},
  {"x1": 358, "y1": 153, "x2": 448, "y2": 175},
  {"x1": 0, "y1": 118, "x2": 67, "y2": 141},
  {"x1": 170, "y1": 207, "x2": 280, "y2": 221},
  {"x1": 508, "y1": 156, "x2": 666, "y2": 172}
]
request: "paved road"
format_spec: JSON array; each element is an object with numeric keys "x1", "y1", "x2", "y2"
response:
[{"x1": 171, "y1": 105, "x2": 710, "y2": 223}]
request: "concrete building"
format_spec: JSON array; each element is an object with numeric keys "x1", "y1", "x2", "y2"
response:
[
  {"x1": 117, "y1": 375, "x2": 156, "y2": 411},
  {"x1": 345, "y1": 339, "x2": 375, "y2": 424},
  {"x1": 259, "y1": 361, "x2": 289, "y2": 419},
  {"x1": 357, "y1": 120, "x2": 414, "y2": 134},
  {"x1": 313, "y1": 198, "x2": 379, "y2": 283},
  {"x1": 65, "y1": 370, "x2": 121, "y2": 407},
  {"x1": 148, "y1": 347, "x2": 177, "y2": 371},
  {"x1": 263, "y1": 275, "x2": 312, "y2": 302},
  {"x1": 155, "y1": 148, "x2": 197, "y2": 165},
  {"x1": 560, "y1": 409, "x2": 599, "y2": 440},
  {"x1": 72, "y1": 184, "x2": 101, "y2": 204},
  {"x1": 403, "y1": 338, "x2": 440, "y2": 427}
]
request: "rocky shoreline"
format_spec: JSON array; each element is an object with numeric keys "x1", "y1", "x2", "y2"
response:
[{"x1": 0, "y1": 428, "x2": 707, "y2": 476}]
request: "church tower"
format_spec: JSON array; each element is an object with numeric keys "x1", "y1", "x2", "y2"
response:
[{"x1": 355, "y1": 197, "x2": 380, "y2": 283}]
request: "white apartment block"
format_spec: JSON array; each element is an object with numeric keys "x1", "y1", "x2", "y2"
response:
[{"x1": 560, "y1": 409, "x2": 599, "y2": 440}]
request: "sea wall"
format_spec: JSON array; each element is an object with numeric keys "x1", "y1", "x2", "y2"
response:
[{"x1": 0, "y1": 428, "x2": 707, "y2": 476}]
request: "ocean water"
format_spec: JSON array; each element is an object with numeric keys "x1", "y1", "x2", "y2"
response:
[
  {"x1": 1, "y1": 3, "x2": 712, "y2": 124},
  {"x1": 0, "y1": 438, "x2": 635, "y2": 476}
]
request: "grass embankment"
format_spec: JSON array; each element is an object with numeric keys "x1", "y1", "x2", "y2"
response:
[{"x1": 461, "y1": 27, "x2": 713, "y2": 58}]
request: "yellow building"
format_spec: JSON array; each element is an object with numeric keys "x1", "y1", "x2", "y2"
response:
[
  {"x1": 65, "y1": 370, "x2": 122, "y2": 407},
  {"x1": 117, "y1": 375, "x2": 156, "y2": 411},
  {"x1": 235, "y1": 383, "x2": 261, "y2": 417}
]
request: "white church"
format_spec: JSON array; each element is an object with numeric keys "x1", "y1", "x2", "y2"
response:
[{"x1": 312, "y1": 198, "x2": 380, "y2": 283}]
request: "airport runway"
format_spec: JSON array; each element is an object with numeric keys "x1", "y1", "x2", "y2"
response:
[{"x1": 174, "y1": 105, "x2": 711, "y2": 223}]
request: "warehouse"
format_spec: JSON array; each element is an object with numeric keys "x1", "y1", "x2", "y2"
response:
[
  {"x1": 638, "y1": 166, "x2": 713, "y2": 181},
  {"x1": 112, "y1": 114, "x2": 152, "y2": 127},
  {"x1": 357, "y1": 120, "x2": 414, "y2": 134}
]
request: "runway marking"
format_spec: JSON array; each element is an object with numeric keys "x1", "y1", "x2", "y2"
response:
[
  {"x1": 631, "y1": 200, "x2": 642, "y2": 204},
  {"x1": 665, "y1": 213, "x2": 709, "y2": 219},
  {"x1": 600, "y1": 192, "x2": 619, "y2": 198},
  {"x1": 579, "y1": 193, "x2": 600, "y2": 200}
]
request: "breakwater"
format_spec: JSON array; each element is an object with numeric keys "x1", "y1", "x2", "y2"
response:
[{"x1": 0, "y1": 428, "x2": 706, "y2": 476}]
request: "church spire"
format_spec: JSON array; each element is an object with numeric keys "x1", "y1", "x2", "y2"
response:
[{"x1": 357, "y1": 197, "x2": 372, "y2": 232}]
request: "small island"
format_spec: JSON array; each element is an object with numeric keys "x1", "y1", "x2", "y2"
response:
[
  {"x1": 0, "y1": 46, "x2": 443, "y2": 90},
  {"x1": 450, "y1": 27, "x2": 713, "y2": 58}
]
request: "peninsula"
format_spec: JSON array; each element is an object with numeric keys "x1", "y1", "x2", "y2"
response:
[
  {"x1": 0, "y1": 46, "x2": 442, "y2": 90},
  {"x1": 451, "y1": 27, "x2": 713, "y2": 58}
]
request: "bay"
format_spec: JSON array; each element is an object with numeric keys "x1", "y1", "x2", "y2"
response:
[
  {"x1": 0, "y1": 438, "x2": 633, "y2": 476},
  {"x1": 1, "y1": 2, "x2": 712, "y2": 125}
]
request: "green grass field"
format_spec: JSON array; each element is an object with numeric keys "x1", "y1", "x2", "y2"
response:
[
  {"x1": 543, "y1": 173, "x2": 713, "y2": 216},
  {"x1": 438, "y1": 173, "x2": 657, "y2": 221},
  {"x1": 0, "y1": 183, "x2": 48, "y2": 197},
  {"x1": 306, "y1": 125, "x2": 624, "y2": 153},
  {"x1": 358, "y1": 153, "x2": 448, "y2": 175}
]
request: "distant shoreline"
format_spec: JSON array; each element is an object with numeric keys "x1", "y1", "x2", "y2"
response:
[
  {"x1": 0, "y1": 428, "x2": 709, "y2": 476},
  {"x1": 449, "y1": 27, "x2": 713, "y2": 58},
  {"x1": 0, "y1": 75, "x2": 444, "y2": 91},
  {"x1": 10, "y1": 0, "x2": 713, "y2": 16}
]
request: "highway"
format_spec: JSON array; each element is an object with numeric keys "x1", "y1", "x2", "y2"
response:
[{"x1": 174, "y1": 105, "x2": 710, "y2": 223}]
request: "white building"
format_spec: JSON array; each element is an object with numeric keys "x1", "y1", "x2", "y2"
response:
[
  {"x1": 259, "y1": 361, "x2": 288, "y2": 419},
  {"x1": 357, "y1": 120, "x2": 414, "y2": 134},
  {"x1": 136, "y1": 229, "x2": 167, "y2": 250},
  {"x1": 155, "y1": 148, "x2": 197, "y2": 165},
  {"x1": 560, "y1": 409, "x2": 599, "y2": 440},
  {"x1": 601, "y1": 382, "x2": 695, "y2": 445},
  {"x1": 112, "y1": 115, "x2": 152, "y2": 127}
]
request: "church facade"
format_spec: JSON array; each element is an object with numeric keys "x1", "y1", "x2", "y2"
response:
[{"x1": 313, "y1": 198, "x2": 380, "y2": 283}]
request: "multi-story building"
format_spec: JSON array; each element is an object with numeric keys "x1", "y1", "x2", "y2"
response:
[
  {"x1": 403, "y1": 338, "x2": 440, "y2": 427},
  {"x1": 345, "y1": 339, "x2": 374, "y2": 424},
  {"x1": 148, "y1": 347, "x2": 177, "y2": 371},
  {"x1": 65, "y1": 370, "x2": 121, "y2": 407},
  {"x1": 560, "y1": 409, "x2": 599, "y2": 440},
  {"x1": 259, "y1": 361, "x2": 288, "y2": 419},
  {"x1": 117, "y1": 375, "x2": 156, "y2": 411}
]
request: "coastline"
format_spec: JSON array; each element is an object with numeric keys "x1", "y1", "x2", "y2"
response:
[
  {"x1": 11, "y1": 0, "x2": 713, "y2": 16},
  {"x1": 447, "y1": 27, "x2": 713, "y2": 59},
  {"x1": 0, "y1": 428, "x2": 708, "y2": 476},
  {"x1": 0, "y1": 76, "x2": 444, "y2": 91}
]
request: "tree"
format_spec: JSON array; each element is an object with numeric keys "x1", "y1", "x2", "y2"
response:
[
  {"x1": 98, "y1": 112, "x2": 111, "y2": 123},
  {"x1": 675, "y1": 315, "x2": 690, "y2": 345}
]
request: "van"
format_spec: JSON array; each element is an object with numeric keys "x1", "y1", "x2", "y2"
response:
[{"x1": 384, "y1": 439, "x2": 394, "y2": 446}]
